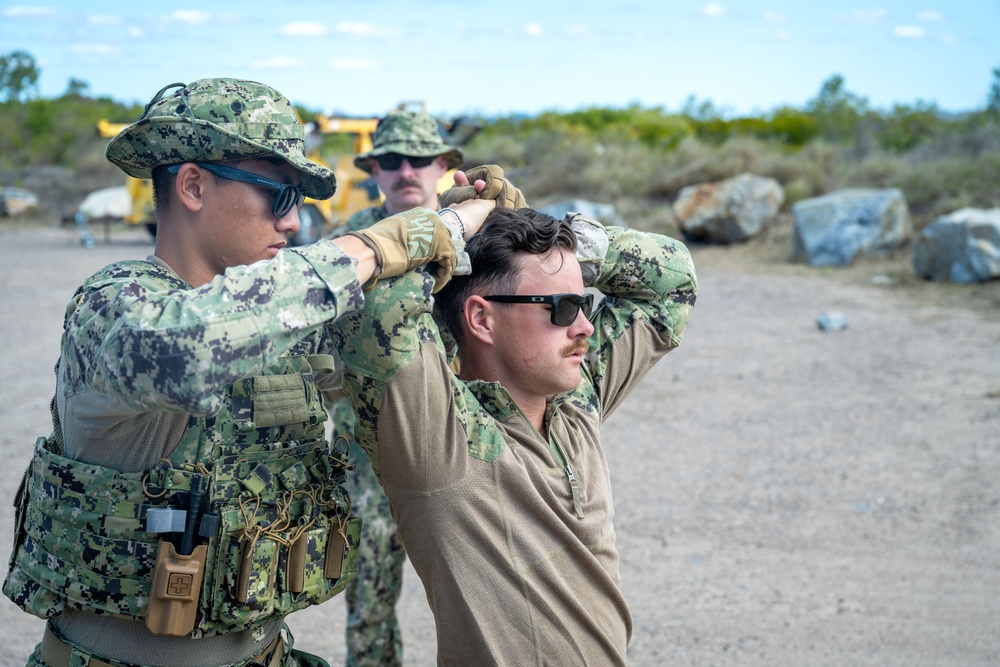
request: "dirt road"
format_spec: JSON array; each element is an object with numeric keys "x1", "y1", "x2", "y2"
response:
[{"x1": 0, "y1": 223, "x2": 997, "y2": 666}]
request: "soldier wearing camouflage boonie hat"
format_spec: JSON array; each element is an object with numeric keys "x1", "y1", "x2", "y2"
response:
[
  {"x1": 354, "y1": 110, "x2": 462, "y2": 174},
  {"x1": 3, "y1": 76, "x2": 480, "y2": 667},
  {"x1": 106, "y1": 77, "x2": 336, "y2": 199}
]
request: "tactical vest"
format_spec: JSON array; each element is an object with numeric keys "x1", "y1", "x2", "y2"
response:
[{"x1": 3, "y1": 267, "x2": 359, "y2": 638}]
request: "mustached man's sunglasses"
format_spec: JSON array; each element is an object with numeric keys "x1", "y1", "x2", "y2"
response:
[
  {"x1": 167, "y1": 162, "x2": 305, "y2": 219},
  {"x1": 374, "y1": 153, "x2": 438, "y2": 171},
  {"x1": 484, "y1": 293, "x2": 595, "y2": 327}
]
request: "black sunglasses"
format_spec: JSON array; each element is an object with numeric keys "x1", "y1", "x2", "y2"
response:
[
  {"x1": 375, "y1": 153, "x2": 437, "y2": 171},
  {"x1": 166, "y1": 162, "x2": 305, "y2": 218},
  {"x1": 484, "y1": 293, "x2": 595, "y2": 327}
]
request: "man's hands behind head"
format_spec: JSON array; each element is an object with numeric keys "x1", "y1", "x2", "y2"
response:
[
  {"x1": 440, "y1": 165, "x2": 528, "y2": 211},
  {"x1": 446, "y1": 197, "x2": 495, "y2": 239}
]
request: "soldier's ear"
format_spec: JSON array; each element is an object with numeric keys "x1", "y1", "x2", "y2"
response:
[
  {"x1": 464, "y1": 295, "x2": 494, "y2": 345},
  {"x1": 174, "y1": 163, "x2": 207, "y2": 214}
]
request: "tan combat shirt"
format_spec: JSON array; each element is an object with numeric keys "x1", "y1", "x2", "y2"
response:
[{"x1": 332, "y1": 219, "x2": 697, "y2": 666}]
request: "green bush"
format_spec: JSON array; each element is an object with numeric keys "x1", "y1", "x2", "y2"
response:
[
  {"x1": 0, "y1": 94, "x2": 140, "y2": 170},
  {"x1": 875, "y1": 101, "x2": 943, "y2": 152}
]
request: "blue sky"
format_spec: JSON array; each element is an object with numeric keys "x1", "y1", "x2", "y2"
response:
[{"x1": 2, "y1": 1, "x2": 998, "y2": 119}]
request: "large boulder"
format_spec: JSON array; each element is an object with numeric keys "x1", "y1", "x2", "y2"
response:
[
  {"x1": 538, "y1": 199, "x2": 626, "y2": 227},
  {"x1": 672, "y1": 172, "x2": 784, "y2": 244},
  {"x1": 792, "y1": 188, "x2": 912, "y2": 266},
  {"x1": 912, "y1": 208, "x2": 1000, "y2": 283}
]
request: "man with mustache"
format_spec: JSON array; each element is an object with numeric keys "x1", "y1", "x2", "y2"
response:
[
  {"x1": 324, "y1": 109, "x2": 464, "y2": 667},
  {"x1": 329, "y1": 188, "x2": 698, "y2": 665},
  {"x1": 339, "y1": 109, "x2": 463, "y2": 234}
]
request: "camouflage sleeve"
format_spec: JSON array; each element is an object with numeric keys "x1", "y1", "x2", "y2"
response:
[
  {"x1": 577, "y1": 216, "x2": 698, "y2": 417},
  {"x1": 65, "y1": 240, "x2": 365, "y2": 415},
  {"x1": 327, "y1": 269, "x2": 445, "y2": 474}
]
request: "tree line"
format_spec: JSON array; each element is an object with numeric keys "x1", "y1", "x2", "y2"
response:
[{"x1": 3, "y1": 49, "x2": 999, "y2": 229}]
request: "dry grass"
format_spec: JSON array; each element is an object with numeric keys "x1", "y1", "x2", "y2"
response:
[{"x1": 464, "y1": 120, "x2": 1000, "y2": 235}]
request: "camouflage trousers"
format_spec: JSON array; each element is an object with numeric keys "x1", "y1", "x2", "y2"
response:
[
  {"x1": 27, "y1": 622, "x2": 329, "y2": 667},
  {"x1": 343, "y1": 439, "x2": 406, "y2": 667}
]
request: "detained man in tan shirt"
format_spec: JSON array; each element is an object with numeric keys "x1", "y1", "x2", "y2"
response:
[{"x1": 330, "y1": 179, "x2": 697, "y2": 666}]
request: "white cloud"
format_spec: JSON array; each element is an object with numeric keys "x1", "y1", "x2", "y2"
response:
[
  {"x1": 334, "y1": 22, "x2": 399, "y2": 38},
  {"x1": 281, "y1": 22, "x2": 326, "y2": 37},
  {"x1": 525, "y1": 23, "x2": 544, "y2": 36},
  {"x1": 336, "y1": 22, "x2": 374, "y2": 35},
  {"x1": 329, "y1": 58, "x2": 380, "y2": 70},
  {"x1": 87, "y1": 14, "x2": 121, "y2": 27},
  {"x1": 893, "y1": 25, "x2": 925, "y2": 38},
  {"x1": 249, "y1": 56, "x2": 305, "y2": 69},
  {"x1": 772, "y1": 30, "x2": 791, "y2": 41},
  {"x1": 918, "y1": 10, "x2": 944, "y2": 22},
  {"x1": 843, "y1": 9, "x2": 888, "y2": 25},
  {"x1": 172, "y1": 10, "x2": 211, "y2": 25},
  {"x1": 565, "y1": 24, "x2": 590, "y2": 37},
  {"x1": 3, "y1": 6, "x2": 58, "y2": 18},
  {"x1": 763, "y1": 11, "x2": 786, "y2": 23},
  {"x1": 70, "y1": 43, "x2": 122, "y2": 55},
  {"x1": 702, "y1": 3, "x2": 727, "y2": 18},
  {"x1": 127, "y1": 26, "x2": 144, "y2": 38}
]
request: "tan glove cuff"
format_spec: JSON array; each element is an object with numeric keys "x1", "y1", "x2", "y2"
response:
[{"x1": 347, "y1": 208, "x2": 460, "y2": 291}]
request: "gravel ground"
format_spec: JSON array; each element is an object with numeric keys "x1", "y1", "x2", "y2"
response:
[{"x1": 0, "y1": 222, "x2": 998, "y2": 666}]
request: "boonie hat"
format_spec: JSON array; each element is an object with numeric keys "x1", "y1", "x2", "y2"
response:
[
  {"x1": 105, "y1": 78, "x2": 336, "y2": 200},
  {"x1": 354, "y1": 110, "x2": 463, "y2": 174}
]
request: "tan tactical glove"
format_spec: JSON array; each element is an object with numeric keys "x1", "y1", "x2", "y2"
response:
[
  {"x1": 346, "y1": 208, "x2": 458, "y2": 292},
  {"x1": 438, "y1": 164, "x2": 528, "y2": 209}
]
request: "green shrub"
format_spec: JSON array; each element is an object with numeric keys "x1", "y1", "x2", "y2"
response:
[{"x1": 875, "y1": 101, "x2": 943, "y2": 152}]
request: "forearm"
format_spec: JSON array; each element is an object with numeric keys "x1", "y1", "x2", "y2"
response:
[
  {"x1": 588, "y1": 224, "x2": 697, "y2": 342},
  {"x1": 75, "y1": 247, "x2": 365, "y2": 414},
  {"x1": 329, "y1": 269, "x2": 465, "y2": 487},
  {"x1": 333, "y1": 234, "x2": 379, "y2": 287},
  {"x1": 576, "y1": 223, "x2": 698, "y2": 418},
  {"x1": 329, "y1": 269, "x2": 436, "y2": 380}
]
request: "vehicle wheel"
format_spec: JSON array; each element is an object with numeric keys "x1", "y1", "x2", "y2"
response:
[
  {"x1": 291, "y1": 204, "x2": 323, "y2": 246},
  {"x1": 145, "y1": 223, "x2": 158, "y2": 238}
]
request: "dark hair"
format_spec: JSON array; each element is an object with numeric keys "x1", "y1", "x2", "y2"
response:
[
  {"x1": 436, "y1": 207, "x2": 577, "y2": 345},
  {"x1": 151, "y1": 165, "x2": 173, "y2": 215}
]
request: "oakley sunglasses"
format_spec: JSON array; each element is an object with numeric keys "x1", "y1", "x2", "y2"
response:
[
  {"x1": 374, "y1": 153, "x2": 437, "y2": 171},
  {"x1": 166, "y1": 162, "x2": 305, "y2": 218},
  {"x1": 484, "y1": 293, "x2": 595, "y2": 327}
]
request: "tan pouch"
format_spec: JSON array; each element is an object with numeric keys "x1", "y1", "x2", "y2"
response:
[{"x1": 145, "y1": 540, "x2": 207, "y2": 636}]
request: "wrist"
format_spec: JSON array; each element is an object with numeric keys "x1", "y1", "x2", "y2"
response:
[{"x1": 437, "y1": 207, "x2": 467, "y2": 239}]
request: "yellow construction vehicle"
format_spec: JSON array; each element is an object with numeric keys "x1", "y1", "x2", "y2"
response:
[
  {"x1": 93, "y1": 104, "x2": 480, "y2": 244},
  {"x1": 95, "y1": 120, "x2": 157, "y2": 237}
]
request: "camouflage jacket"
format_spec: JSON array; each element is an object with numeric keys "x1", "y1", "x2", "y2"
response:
[
  {"x1": 4, "y1": 242, "x2": 366, "y2": 663},
  {"x1": 330, "y1": 216, "x2": 697, "y2": 666}
]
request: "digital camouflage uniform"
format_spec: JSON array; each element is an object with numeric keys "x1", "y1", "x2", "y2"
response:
[
  {"x1": 330, "y1": 215, "x2": 697, "y2": 666},
  {"x1": 327, "y1": 111, "x2": 462, "y2": 667},
  {"x1": 2, "y1": 79, "x2": 464, "y2": 667}
]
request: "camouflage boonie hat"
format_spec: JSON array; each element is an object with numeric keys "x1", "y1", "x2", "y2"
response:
[
  {"x1": 354, "y1": 110, "x2": 463, "y2": 174},
  {"x1": 105, "y1": 78, "x2": 336, "y2": 199}
]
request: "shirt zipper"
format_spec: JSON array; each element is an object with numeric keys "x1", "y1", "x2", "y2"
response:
[{"x1": 563, "y1": 464, "x2": 585, "y2": 519}]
